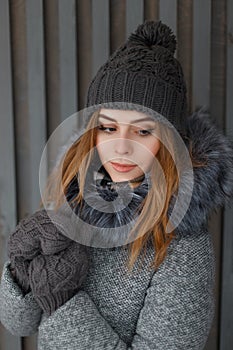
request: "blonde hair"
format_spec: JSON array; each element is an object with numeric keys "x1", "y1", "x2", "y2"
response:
[{"x1": 41, "y1": 109, "x2": 207, "y2": 273}]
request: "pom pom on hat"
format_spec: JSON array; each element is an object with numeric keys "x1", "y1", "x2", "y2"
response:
[{"x1": 127, "y1": 20, "x2": 177, "y2": 55}]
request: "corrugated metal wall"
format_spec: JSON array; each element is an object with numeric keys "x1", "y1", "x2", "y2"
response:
[{"x1": 0, "y1": 1, "x2": 232, "y2": 349}]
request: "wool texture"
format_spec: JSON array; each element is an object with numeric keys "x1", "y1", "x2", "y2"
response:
[
  {"x1": 28, "y1": 242, "x2": 89, "y2": 316},
  {"x1": 86, "y1": 20, "x2": 188, "y2": 136},
  {"x1": 7, "y1": 209, "x2": 90, "y2": 314}
]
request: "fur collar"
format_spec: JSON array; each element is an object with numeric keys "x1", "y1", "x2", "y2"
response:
[
  {"x1": 64, "y1": 165, "x2": 152, "y2": 247},
  {"x1": 168, "y1": 107, "x2": 233, "y2": 234}
]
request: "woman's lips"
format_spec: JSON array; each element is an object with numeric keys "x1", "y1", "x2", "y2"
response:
[{"x1": 110, "y1": 162, "x2": 137, "y2": 173}]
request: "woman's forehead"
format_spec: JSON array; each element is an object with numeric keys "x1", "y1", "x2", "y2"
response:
[{"x1": 98, "y1": 108, "x2": 156, "y2": 125}]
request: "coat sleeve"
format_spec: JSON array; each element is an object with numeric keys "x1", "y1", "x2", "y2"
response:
[
  {"x1": 37, "y1": 228, "x2": 216, "y2": 350},
  {"x1": 0, "y1": 261, "x2": 42, "y2": 336}
]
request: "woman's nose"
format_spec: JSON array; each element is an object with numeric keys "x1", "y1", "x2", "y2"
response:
[{"x1": 114, "y1": 137, "x2": 133, "y2": 155}]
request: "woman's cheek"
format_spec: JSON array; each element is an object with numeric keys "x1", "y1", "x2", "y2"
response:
[
  {"x1": 96, "y1": 142, "x2": 110, "y2": 163},
  {"x1": 148, "y1": 138, "x2": 161, "y2": 156}
]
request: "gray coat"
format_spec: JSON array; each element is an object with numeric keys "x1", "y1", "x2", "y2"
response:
[{"x1": 0, "y1": 108, "x2": 233, "y2": 349}]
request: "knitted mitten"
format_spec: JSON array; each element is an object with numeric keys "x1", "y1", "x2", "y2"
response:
[
  {"x1": 7, "y1": 209, "x2": 76, "y2": 294},
  {"x1": 28, "y1": 242, "x2": 89, "y2": 315}
]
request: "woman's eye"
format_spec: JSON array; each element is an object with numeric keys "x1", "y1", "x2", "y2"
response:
[
  {"x1": 97, "y1": 125, "x2": 116, "y2": 133},
  {"x1": 137, "y1": 129, "x2": 154, "y2": 136}
]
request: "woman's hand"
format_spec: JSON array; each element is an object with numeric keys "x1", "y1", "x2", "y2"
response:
[
  {"x1": 7, "y1": 208, "x2": 89, "y2": 311},
  {"x1": 7, "y1": 209, "x2": 73, "y2": 293},
  {"x1": 28, "y1": 241, "x2": 89, "y2": 316}
]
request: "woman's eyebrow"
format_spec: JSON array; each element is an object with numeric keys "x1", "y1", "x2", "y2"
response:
[{"x1": 98, "y1": 114, "x2": 155, "y2": 124}]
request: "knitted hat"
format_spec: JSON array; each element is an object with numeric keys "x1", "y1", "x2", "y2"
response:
[{"x1": 85, "y1": 20, "x2": 188, "y2": 136}]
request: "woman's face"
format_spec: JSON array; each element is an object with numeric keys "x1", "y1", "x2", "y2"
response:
[{"x1": 96, "y1": 108, "x2": 161, "y2": 182}]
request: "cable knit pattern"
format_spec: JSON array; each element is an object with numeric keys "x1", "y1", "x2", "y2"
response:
[
  {"x1": 8, "y1": 209, "x2": 73, "y2": 255},
  {"x1": 7, "y1": 209, "x2": 73, "y2": 275},
  {"x1": 7, "y1": 209, "x2": 89, "y2": 314},
  {"x1": 86, "y1": 21, "x2": 188, "y2": 136},
  {"x1": 28, "y1": 242, "x2": 89, "y2": 316}
]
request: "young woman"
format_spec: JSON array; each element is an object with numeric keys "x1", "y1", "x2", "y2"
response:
[{"x1": 1, "y1": 20, "x2": 233, "y2": 350}]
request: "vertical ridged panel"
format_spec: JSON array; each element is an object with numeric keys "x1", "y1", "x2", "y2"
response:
[
  {"x1": 220, "y1": 0, "x2": 233, "y2": 348},
  {"x1": 0, "y1": 1, "x2": 19, "y2": 348},
  {"x1": 110, "y1": 0, "x2": 126, "y2": 53},
  {"x1": 177, "y1": 0, "x2": 193, "y2": 114},
  {"x1": 144, "y1": 0, "x2": 159, "y2": 21}
]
